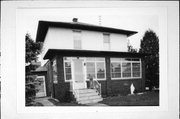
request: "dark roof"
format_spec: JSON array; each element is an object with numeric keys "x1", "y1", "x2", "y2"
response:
[
  {"x1": 44, "y1": 49, "x2": 147, "y2": 60},
  {"x1": 32, "y1": 66, "x2": 47, "y2": 73},
  {"x1": 36, "y1": 20, "x2": 138, "y2": 42}
]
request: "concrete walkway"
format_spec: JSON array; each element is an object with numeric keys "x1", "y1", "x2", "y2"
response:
[
  {"x1": 85, "y1": 103, "x2": 108, "y2": 106},
  {"x1": 34, "y1": 97, "x2": 55, "y2": 106},
  {"x1": 34, "y1": 97, "x2": 108, "y2": 106}
]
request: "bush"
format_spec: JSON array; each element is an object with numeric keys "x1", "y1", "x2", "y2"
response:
[{"x1": 25, "y1": 75, "x2": 38, "y2": 106}]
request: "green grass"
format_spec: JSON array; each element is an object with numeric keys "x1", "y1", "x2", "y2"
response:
[{"x1": 99, "y1": 91, "x2": 159, "y2": 106}]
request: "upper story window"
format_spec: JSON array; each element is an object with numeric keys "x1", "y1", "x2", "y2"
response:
[
  {"x1": 103, "y1": 33, "x2": 110, "y2": 50},
  {"x1": 73, "y1": 30, "x2": 82, "y2": 49}
]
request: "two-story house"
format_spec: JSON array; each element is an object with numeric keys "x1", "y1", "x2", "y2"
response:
[{"x1": 35, "y1": 18, "x2": 146, "y2": 104}]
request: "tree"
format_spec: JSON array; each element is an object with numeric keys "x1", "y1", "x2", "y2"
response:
[
  {"x1": 25, "y1": 33, "x2": 42, "y2": 105},
  {"x1": 139, "y1": 29, "x2": 159, "y2": 91}
]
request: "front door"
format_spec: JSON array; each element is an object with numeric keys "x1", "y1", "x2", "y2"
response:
[{"x1": 73, "y1": 59, "x2": 86, "y2": 89}]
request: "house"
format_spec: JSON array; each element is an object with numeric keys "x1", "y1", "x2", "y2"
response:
[{"x1": 35, "y1": 18, "x2": 146, "y2": 104}]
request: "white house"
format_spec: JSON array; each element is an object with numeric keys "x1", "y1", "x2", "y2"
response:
[{"x1": 35, "y1": 18, "x2": 146, "y2": 104}]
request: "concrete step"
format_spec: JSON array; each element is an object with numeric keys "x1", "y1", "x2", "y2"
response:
[
  {"x1": 78, "y1": 98, "x2": 103, "y2": 104},
  {"x1": 77, "y1": 89, "x2": 97, "y2": 94},
  {"x1": 78, "y1": 92, "x2": 99, "y2": 98},
  {"x1": 77, "y1": 95, "x2": 101, "y2": 101},
  {"x1": 74, "y1": 88, "x2": 103, "y2": 104}
]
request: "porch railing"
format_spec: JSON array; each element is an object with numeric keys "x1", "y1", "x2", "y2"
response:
[{"x1": 93, "y1": 79, "x2": 101, "y2": 96}]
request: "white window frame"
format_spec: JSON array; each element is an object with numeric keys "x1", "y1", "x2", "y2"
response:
[
  {"x1": 85, "y1": 57, "x2": 106, "y2": 81},
  {"x1": 111, "y1": 58, "x2": 142, "y2": 80},
  {"x1": 64, "y1": 57, "x2": 73, "y2": 82}
]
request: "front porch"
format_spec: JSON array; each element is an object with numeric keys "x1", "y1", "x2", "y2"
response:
[{"x1": 45, "y1": 49, "x2": 145, "y2": 103}]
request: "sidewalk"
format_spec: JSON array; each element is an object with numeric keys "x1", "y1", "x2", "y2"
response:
[
  {"x1": 34, "y1": 97, "x2": 55, "y2": 106},
  {"x1": 34, "y1": 97, "x2": 108, "y2": 106}
]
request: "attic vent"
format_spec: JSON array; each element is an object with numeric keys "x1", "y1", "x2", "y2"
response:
[{"x1": 73, "y1": 18, "x2": 78, "y2": 22}]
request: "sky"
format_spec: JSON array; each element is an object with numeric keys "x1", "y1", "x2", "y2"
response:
[{"x1": 17, "y1": 7, "x2": 159, "y2": 64}]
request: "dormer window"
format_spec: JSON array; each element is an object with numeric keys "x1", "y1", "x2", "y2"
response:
[
  {"x1": 73, "y1": 30, "x2": 82, "y2": 49},
  {"x1": 103, "y1": 33, "x2": 110, "y2": 50}
]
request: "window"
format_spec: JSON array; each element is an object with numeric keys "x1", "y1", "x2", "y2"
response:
[
  {"x1": 122, "y1": 63, "x2": 131, "y2": 77},
  {"x1": 132, "y1": 63, "x2": 141, "y2": 77},
  {"x1": 73, "y1": 30, "x2": 82, "y2": 49},
  {"x1": 111, "y1": 63, "x2": 121, "y2": 78},
  {"x1": 52, "y1": 59, "x2": 58, "y2": 84},
  {"x1": 110, "y1": 58, "x2": 141, "y2": 79},
  {"x1": 86, "y1": 62, "x2": 96, "y2": 79},
  {"x1": 103, "y1": 33, "x2": 110, "y2": 50},
  {"x1": 96, "y1": 62, "x2": 105, "y2": 79},
  {"x1": 86, "y1": 57, "x2": 106, "y2": 80},
  {"x1": 64, "y1": 57, "x2": 72, "y2": 81}
]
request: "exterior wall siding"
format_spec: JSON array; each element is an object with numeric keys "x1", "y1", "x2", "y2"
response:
[{"x1": 41, "y1": 27, "x2": 128, "y2": 58}]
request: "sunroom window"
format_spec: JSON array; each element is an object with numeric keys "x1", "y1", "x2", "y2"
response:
[
  {"x1": 110, "y1": 58, "x2": 141, "y2": 79},
  {"x1": 111, "y1": 63, "x2": 121, "y2": 78},
  {"x1": 86, "y1": 57, "x2": 106, "y2": 80},
  {"x1": 122, "y1": 62, "x2": 131, "y2": 77}
]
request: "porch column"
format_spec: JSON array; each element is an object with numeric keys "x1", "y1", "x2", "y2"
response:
[
  {"x1": 105, "y1": 57, "x2": 112, "y2": 96},
  {"x1": 141, "y1": 58, "x2": 146, "y2": 92}
]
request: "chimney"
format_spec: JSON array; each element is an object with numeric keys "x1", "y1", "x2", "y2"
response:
[{"x1": 73, "y1": 18, "x2": 78, "y2": 22}]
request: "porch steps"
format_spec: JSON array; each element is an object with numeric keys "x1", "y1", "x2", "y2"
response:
[{"x1": 74, "y1": 89, "x2": 103, "y2": 104}]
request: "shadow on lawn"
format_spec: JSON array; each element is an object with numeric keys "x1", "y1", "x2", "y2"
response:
[
  {"x1": 48, "y1": 98, "x2": 86, "y2": 106},
  {"x1": 99, "y1": 91, "x2": 159, "y2": 106}
]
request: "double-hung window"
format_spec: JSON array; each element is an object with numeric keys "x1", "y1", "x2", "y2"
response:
[
  {"x1": 111, "y1": 58, "x2": 141, "y2": 79},
  {"x1": 73, "y1": 30, "x2": 82, "y2": 49},
  {"x1": 103, "y1": 33, "x2": 110, "y2": 50},
  {"x1": 64, "y1": 57, "x2": 72, "y2": 81}
]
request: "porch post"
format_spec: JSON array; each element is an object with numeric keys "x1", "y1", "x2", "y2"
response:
[{"x1": 105, "y1": 57, "x2": 112, "y2": 96}]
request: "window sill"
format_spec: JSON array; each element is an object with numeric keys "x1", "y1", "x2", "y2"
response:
[{"x1": 111, "y1": 77, "x2": 142, "y2": 80}]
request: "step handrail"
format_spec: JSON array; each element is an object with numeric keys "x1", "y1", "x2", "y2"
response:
[{"x1": 93, "y1": 79, "x2": 101, "y2": 96}]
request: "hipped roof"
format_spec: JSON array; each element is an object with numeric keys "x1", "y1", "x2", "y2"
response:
[{"x1": 36, "y1": 20, "x2": 137, "y2": 42}]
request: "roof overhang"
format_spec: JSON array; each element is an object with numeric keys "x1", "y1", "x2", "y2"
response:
[
  {"x1": 44, "y1": 49, "x2": 148, "y2": 60},
  {"x1": 36, "y1": 21, "x2": 138, "y2": 42}
]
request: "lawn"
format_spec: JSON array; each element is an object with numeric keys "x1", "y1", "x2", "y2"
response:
[
  {"x1": 48, "y1": 98, "x2": 86, "y2": 106},
  {"x1": 47, "y1": 91, "x2": 159, "y2": 106},
  {"x1": 99, "y1": 91, "x2": 159, "y2": 106}
]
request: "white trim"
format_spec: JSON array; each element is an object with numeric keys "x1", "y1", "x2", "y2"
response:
[
  {"x1": 110, "y1": 58, "x2": 142, "y2": 80},
  {"x1": 85, "y1": 57, "x2": 106, "y2": 81},
  {"x1": 64, "y1": 58, "x2": 73, "y2": 82}
]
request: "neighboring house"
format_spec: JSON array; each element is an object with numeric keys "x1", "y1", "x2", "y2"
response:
[{"x1": 35, "y1": 18, "x2": 146, "y2": 104}]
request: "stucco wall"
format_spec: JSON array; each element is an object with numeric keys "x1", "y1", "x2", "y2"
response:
[{"x1": 41, "y1": 27, "x2": 128, "y2": 58}]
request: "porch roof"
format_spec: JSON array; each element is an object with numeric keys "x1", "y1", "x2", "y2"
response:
[
  {"x1": 36, "y1": 20, "x2": 137, "y2": 42},
  {"x1": 44, "y1": 49, "x2": 148, "y2": 60}
]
